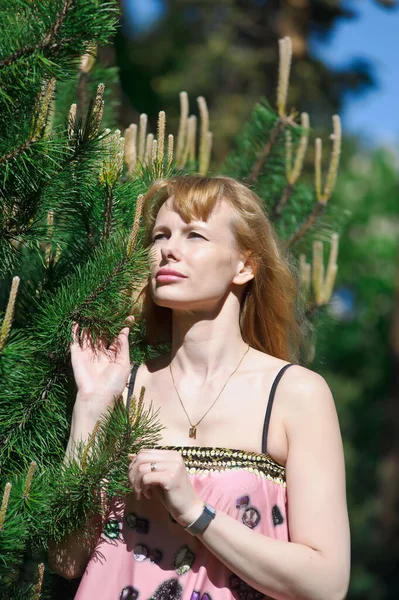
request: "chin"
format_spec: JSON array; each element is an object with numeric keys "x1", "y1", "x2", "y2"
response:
[{"x1": 154, "y1": 296, "x2": 189, "y2": 310}]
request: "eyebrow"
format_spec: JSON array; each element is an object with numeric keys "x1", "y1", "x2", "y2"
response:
[{"x1": 151, "y1": 222, "x2": 209, "y2": 233}]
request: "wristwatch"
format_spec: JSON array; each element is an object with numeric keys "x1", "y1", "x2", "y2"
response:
[{"x1": 185, "y1": 503, "x2": 216, "y2": 536}]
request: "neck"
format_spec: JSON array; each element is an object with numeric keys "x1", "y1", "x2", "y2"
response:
[{"x1": 170, "y1": 294, "x2": 249, "y2": 383}]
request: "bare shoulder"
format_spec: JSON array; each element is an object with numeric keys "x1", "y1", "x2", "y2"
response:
[
  {"x1": 250, "y1": 348, "x2": 334, "y2": 418},
  {"x1": 272, "y1": 361, "x2": 337, "y2": 428},
  {"x1": 132, "y1": 353, "x2": 170, "y2": 390},
  {"x1": 275, "y1": 362, "x2": 345, "y2": 484}
]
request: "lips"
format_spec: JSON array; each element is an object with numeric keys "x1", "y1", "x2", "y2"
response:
[{"x1": 156, "y1": 268, "x2": 187, "y2": 278}]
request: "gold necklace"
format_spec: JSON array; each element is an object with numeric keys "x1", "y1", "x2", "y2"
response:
[{"x1": 169, "y1": 344, "x2": 250, "y2": 439}]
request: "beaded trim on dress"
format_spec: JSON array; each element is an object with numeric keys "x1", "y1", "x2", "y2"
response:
[{"x1": 154, "y1": 445, "x2": 286, "y2": 486}]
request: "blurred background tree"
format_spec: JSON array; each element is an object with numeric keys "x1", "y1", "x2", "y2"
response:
[
  {"x1": 316, "y1": 142, "x2": 399, "y2": 599},
  {"x1": 107, "y1": 0, "x2": 394, "y2": 163}
]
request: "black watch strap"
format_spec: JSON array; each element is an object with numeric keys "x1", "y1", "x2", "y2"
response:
[{"x1": 185, "y1": 503, "x2": 216, "y2": 536}]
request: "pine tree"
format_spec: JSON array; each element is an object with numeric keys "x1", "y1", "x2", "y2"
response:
[{"x1": 0, "y1": 3, "x2": 347, "y2": 598}]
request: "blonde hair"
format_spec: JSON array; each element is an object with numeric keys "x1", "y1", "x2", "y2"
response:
[{"x1": 135, "y1": 175, "x2": 308, "y2": 363}]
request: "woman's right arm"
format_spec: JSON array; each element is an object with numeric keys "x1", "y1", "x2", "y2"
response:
[{"x1": 47, "y1": 319, "x2": 134, "y2": 580}]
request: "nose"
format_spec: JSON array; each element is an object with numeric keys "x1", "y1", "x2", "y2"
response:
[{"x1": 160, "y1": 236, "x2": 182, "y2": 262}]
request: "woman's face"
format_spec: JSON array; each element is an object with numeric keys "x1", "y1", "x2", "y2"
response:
[{"x1": 149, "y1": 196, "x2": 253, "y2": 312}]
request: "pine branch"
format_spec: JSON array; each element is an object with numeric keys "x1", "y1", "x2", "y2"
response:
[
  {"x1": 274, "y1": 113, "x2": 310, "y2": 218},
  {"x1": 0, "y1": 124, "x2": 47, "y2": 167},
  {"x1": 127, "y1": 194, "x2": 144, "y2": 257},
  {"x1": 0, "y1": 96, "x2": 108, "y2": 262},
  {"x1": 246, "y1": 116, "x2": 294, "y2": 185},
  {"x1": 0, "y1": 367, "x2": 67, "y2": 472},
  {"x1": 246, "y1": 36, "x2": 296, "y2": 186},
  {"x1": 284, "y1": 201, "x2": 326, "y2": 249},
  {"x1": 38, "y1": 397, "x2": 163, "y2": 543},
  {"x1": 176, "y1": 91, "x2": 189, "y2": 164},
  {"x1": 284, "y1": 115, "x2": 341, "y2": 248},
  {"x1": 0, "y1": 276, "x2": 20, "y2": 353},
  {"x1": 0, "y1": 0, "x2": 73, "y2": 71},
  {"x1": 274, "y1": 182, "x2": 294, "y2": 218}
]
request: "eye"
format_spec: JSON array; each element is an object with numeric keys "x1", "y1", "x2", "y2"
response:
[
  {"x1": 188, "y1": 231, "x2": 205, "y2": 239},
  {"x1": 152, "y1": 233, "x2": 167, "y2": 242},
  {"x1": 152, "y1": 231, "x2": 205, "y2": 242}
]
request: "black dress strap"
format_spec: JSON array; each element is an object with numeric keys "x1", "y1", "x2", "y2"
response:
[
  {"x1": 261, "y1": 363, "x2": 295, "y2": 455},
  {"x1": 126, "y1": 363, "x2": 140, "y2": 413}
]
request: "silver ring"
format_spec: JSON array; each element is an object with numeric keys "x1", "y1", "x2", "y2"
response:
[{"x1": 150, "y1": 462, "x2": 157, "y2": 472}]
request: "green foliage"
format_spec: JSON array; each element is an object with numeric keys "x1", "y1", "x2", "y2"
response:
[
  {"x1": 0, "y1": 398, "x2": 163, "y2": 595},
  {"x1": 0, "y1": 0, "x2": 119, "y2": 117},
  {"x1": 314, "y1": 145, "x2": 399, "y2": 599},
  {"x1": 0, "y1": 1, "x2": 164, "y2": 595},
  {"x1": 53, "y1": 61, "x2": 121, "y2": 131},
  {"x1": 221, "y1": 100, "x2": 351, "y2": 251},
  {"x1": 30, "y1": 232, "x2": 149, "y2": 359}
]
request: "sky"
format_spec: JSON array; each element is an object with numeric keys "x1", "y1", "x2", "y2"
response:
[
  {"x1": 123, "y1": 0, "x2": 399, "y2": 147},
  {"x1": 311, "y1": 1, "x2": 399, "y2": 147}
]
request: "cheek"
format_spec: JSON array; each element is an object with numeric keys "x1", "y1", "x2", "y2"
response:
[{"x1": 201, "y1": 248, "x2": 235, "y2": 272}]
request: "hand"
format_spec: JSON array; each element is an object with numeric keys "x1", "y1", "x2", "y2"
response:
[
  {"x1": 128, "y1": 449, "x2": 204, "y2": 527},
  {"x1": 70, "y1": 316, "x2": 135, "y2": 412}
]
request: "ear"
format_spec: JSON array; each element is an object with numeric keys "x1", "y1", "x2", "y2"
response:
[{"x1": 232, "y1": 251, "x2": 256, "y2": 286}]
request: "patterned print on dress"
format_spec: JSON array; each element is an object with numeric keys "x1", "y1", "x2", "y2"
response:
[
  {"x1": 150, "y1": 578, "x2": 183, "y2": 600},
  {"x1": 228, "y1": 574, "x2": 265, "y2": 600},
  {"x1": 236, "y1": 495, "x2": 250, "y2": 509},
  {"x1": 271, "y1": 505, "x2": 284, "y2": 526},
  {"x1": 133, "y1": 543, "x2": 149, "y2": 562},
  {"x1": 125, "y1": 512, "x2": 150, "y2": 534},
  {"x1": 190, "y1": 593, "x2": 212, "y2": 600},
  {"x1": 103, "y1": 519, "x2": 121, "y2": 540},
  {"x1": 173, "y1": 544, "x2": 195, "y2": 575},
  {"x1": 125, "y1": 512, "x2": 137, "y2": 529},
  {"x1": 136, "y1": 516, "x2": 150, "y2": 534},
  {"x1": 120, "y1": 586, "x2": 139, "y2": 600},
  {"x1": 149, "y1": 548, "x2": 163, "y2": 564},
  {"x1": 242, "y1": 506, "x2": 260, "y2": 529}
]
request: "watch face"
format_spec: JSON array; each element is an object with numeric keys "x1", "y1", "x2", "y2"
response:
[
  {"x1": 185, "y1": 504, "x2": 216, "y2": 535},
  {"x1": 204, "y1": 504, "x2": 216, "y2": 517}
]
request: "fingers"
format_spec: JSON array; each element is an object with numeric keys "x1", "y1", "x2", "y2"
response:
[
  {"x1": 71, "y1": 321, "x2": 79, "y2": 341},
  {"x1": 109, "y1": 315, "x2": 135, "y2": 355},
  {"x1": 71, "y1": 322, "x2": 92, "y2": 349},
  {"x1": 131, "y1": 470, "x2": 167, "y2": 501},
  {"x1": 71, "y1": 317, "x2": 135, "y2": 362},
  {"x1": 107, "y1": 315, "x2": 135, "y2": 354},
  {"x1": 82, "y1": 327, "x2": 94, "y2": 351},
  {"x1": 70, "y1": 322, "x2": 92, "y2": 353},
  {"x1": 108, "y1": 327, "x2": 129, "y2": 355},
  {"x1": 70, "y1": 322, "x2": 79, "y2": 352},
  {"x1": 128, "y1": 454, "x2": 170, "y2": 500}
]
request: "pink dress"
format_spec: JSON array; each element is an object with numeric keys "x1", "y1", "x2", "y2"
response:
[{"x1": 74, "y1": 363, "x2": 294, "y2": 600}]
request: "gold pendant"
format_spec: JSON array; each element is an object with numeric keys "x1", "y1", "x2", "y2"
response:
[{"x1": 189, "y1": 426, "x2": 197, "y2": 439}]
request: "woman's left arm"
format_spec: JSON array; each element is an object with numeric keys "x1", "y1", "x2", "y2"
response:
[
  {"x1": 193, "y1": 371, "x2": 350, "y2": 600},
  {"x1": 130, "y1": 369, "x2": 351, "y2": 600}
]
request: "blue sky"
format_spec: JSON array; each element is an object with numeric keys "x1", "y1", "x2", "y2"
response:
[
  {"x1": 123, "y1": 0, "x2": 398, "y2": 147},
  {"x1": 311, "y1": 1, "x2": 399, "y2": 147}
]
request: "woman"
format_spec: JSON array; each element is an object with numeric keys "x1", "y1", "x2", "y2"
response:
[{"x1": 50, "y1": 176, "x2": 350, "y2": 600}]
